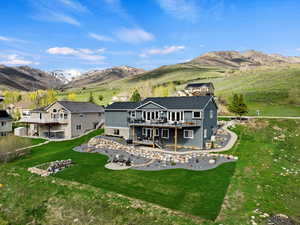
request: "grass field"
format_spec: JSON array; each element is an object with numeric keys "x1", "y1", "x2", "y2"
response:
[
  {"x1": 1, "y1": 119, "x2": 299, "y2": 224},
  {"x1": 9, "y1": 129, "x2": 235, "y2": 221}
]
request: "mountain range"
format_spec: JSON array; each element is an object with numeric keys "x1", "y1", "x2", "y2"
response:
[{"x1": 0, "y1": 50, "x2": 300, "y2": 91}]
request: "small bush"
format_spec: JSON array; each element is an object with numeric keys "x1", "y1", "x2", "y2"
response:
[{"x1": 0, "y1": 135, "x2": 31, "y2": 163}]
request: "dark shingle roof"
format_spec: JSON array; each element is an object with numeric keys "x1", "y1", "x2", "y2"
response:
[
  {"x1": 0, "y1": 110, "x2": 12, "y2": 121},
  {"x1": 142, "y1": 96, "x2": 213, "y2": 109},
  {"x1": 56, "y1": 101, "x2": 104, "y2": 113},
  {"x1": 185, "y1": 82, "x2": 214, "y2": 89},
  {"x1": 105, "y1": 101, "x2": 141, "y2": 110},
  {"x1": 106, "y1": 96, "x2": 214, "y2": 110}
]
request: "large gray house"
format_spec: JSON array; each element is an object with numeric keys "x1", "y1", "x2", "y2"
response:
[
  {"x1": 18, "y1": 101, "x2": 104, "y2": 139},
  {"x1": 105, "y1": 96, "x2": 218, "y2": 150}
]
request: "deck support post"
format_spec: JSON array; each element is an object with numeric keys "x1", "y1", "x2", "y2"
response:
[
  {"x1": 132, "y1": 126, "x2": 135, "y2": 146},
  {"x1": 174, "y1": 127, "x2": 177, "y2": 152},
  {"x1": 152, "y1": 127, "x2": 155, "y2": 148}
]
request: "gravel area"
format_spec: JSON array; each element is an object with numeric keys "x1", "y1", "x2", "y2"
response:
[
  {"x1": 74, "y1": 144, "x2": 235, "y2": 171},
  {"x1": 132, "y1": 155, "x2": 234, "y2": 171}
]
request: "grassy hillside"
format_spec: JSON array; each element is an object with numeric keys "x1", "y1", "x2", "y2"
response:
[{"x1": 58, "y1": 63, "x2": 300, "y2": 116}]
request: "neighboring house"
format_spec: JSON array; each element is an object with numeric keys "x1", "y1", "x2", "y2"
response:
[
  {"x1": 177, "y1": 82, "x2": 215, "y2": 96},
  {"x1": 18, "y1": 101, "x2": 104, "y2": 139},
  {"x1": 6, "y1": 99, "x2": 34, "y2": 119},
  {"x1": 0, "y1": 110, "x2": 13, "y2": 137},
  {"x1": 105, "y1": 96, "x2": 218, "y2": 150}
]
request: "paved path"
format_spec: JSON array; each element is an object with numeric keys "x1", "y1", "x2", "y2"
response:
[{"x1": 219, "y1": 116, "x2": 300, "y2": 120}]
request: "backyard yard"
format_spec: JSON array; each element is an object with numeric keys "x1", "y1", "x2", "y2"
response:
[
  {"x1": 1, "y1": 119, "x2": 299, "y2": 225},
  {"x1": 7, "y1": 129, "x2": 235, "y2": 221}
]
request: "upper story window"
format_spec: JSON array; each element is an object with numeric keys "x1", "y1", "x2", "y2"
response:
[
  {"x1": 64, "y1": 114, "x2": 68, "y2": 119},
  {"x1": 168, "y1": 111, "x2": 183, "y2": 122},
  {"x1": 130, "y1": 111, "x2": 136, "y2": 118},
  {"x1": 192, "y1": 111, "x2": 202, "y2": 119},
  {"x1": 1, "y1": 121, "x2": 6, "y2": 126},
  {"x1": 79, "y1": 114, "x2": 84, "y2": 118},
  {"x1": 76, "y1": 124, "x2": 82, "y2": 130},
  {"x1": 210, "y1": 110, "x2": 214, "y2": 119},
  {"x1": 53, "y1": 109, "x2": 57, "y2": 113},
  {"x1": 184, "y1": 130, "x2": 194, "y2": 139}
]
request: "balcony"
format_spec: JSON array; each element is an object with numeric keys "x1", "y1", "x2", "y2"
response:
[
  {"x1": 129, "y1": 118, "x2": 201, "y2": 128},
  {"x1": 19, "y1": 117, "x2": 68, "y2": 124}
]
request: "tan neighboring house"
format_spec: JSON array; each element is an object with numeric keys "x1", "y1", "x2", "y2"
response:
[
  {"x1": 18, "y1": 101, "x2": 104, "y2": 139},
  {"x1": 0, "y1": 110, "x2": 13, "y2": 137},
  {"x1": 177, "y1": 83, "x2": 215, "y2": 97}
]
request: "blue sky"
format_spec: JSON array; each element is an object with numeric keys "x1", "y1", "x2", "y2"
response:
[{"x1": 0, "y1": 0, "x2": 300, "y2": 74}]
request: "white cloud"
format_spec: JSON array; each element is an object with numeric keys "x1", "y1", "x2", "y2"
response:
[
  {"x1": 103, "y1": 0, "x2": 129, "y2": 18},
  {"x1": 46, "y1": 47, "x2": 106, "y2": 62},
  {"x1": 51, "y1": 13, "x2": 81, "y2": 26},
  {"x1": 140, "y1": 45, "x2": 185, "y2": 57},
  {"x1": 0, "y1": 54, "x2": 38, "y2": 65},
  {"x1": 89, "y1": 33, "x2": 115, "y2": 42},
  {"x1": 0, "y1": 36, "x2": 11, "y2": 41},
  {"x1": 57, "y1": 0, "x2": 88, "y2": 12},
  {"x1": 29, "y1": 0, "x2": 86, "y2": 26},
  {"x1": 115, "y1": 28, "x2": 155, "y2": 44},
  {"x1": 47, "y1": 47, "x2": 78, "y2": 55},
  {"x1": 156, "y1": 0, "x2": 199, "y2": 22}
]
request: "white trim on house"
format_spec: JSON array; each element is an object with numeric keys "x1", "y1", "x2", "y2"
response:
[
  {"x1": 135, "y1": 101, "x2": 168, "y2": 110},
  {"x1": 204, "y1": 129, "x2": 207, "y2": 138},
  {"x1": 161, "y1": 128, "x2": 169, "y2": 139},
  {"x1": 130, "y1": 111, "x2": 136, "y2": 118},
  {"x1": 184, "y1": 129, "x2": 194, "y2": 139},
  {"x1": 192, "y1": 110, "x2": 202, "y2": 119}
]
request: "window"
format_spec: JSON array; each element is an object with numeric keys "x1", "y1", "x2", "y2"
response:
[
  {"x1": 204, "y1": 129, "x2": 207, "y2": 138},
  {"x1": 142, "y1": 128, "x2": 146, "y2": 135},
  {"x1": 76, "y1": 124, "x2": 82, "y2": 130},
  {"x1": 39, "y1": 113, "x2": 42, "y2": 119},
  {"x1": 1, "y1": 122, "x2": 5, "y2": 127},
  {"x1": 184, "y1": 130, "x2": 194, "y2": 139},
  {"x1": 193, "y1": 111, "x2": 201, "y2": 119},
  {"x1": 210, "y1": 110, "x2": 214, "y2": 119},
  {"x1": 80, "y1": 114, "x2": 84, "y2": 118},
  {"x1": 98, "y1": 113, "x2": 102, "y2": 117},
  {"x1": 53, "y1": 109, "x2": 57, "y2": 113},
  {"x1": 64, "y1": 114, "x2": 68, "y2": 119},
  {"x1": 168, "y1": 111, "x2": 183, "y2": 122},
  {"x1": 113, "y1": 129, "x2": 120, "y2": 135},
  {"x1": 130, "y1": 111, "x2": 136, "y2": 118},
  {"x1": 154, "y1": 128, "x2": 159, "y2": 136},
  {"x1": 162, "y1": 129, "x2": 169, "y2": 139}
]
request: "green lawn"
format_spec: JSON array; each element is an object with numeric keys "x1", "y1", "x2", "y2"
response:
[
  {"x1": 1, "y1": 119, "x2": 299, "y2": 224},
  {"x1": 11, "y1": 129, "x2": 235, "y2": 220}
]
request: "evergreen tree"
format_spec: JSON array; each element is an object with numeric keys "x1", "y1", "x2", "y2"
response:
[
  {"x1": 88, "y1": 92, "x2": 95, "y2": 103},
  {"x1": 98, "y1": 94, "x2": 104, "y2": 101},
  {"x1": 229, "y1": 94, "x2": 248, "y2": 119},
  {"x1": 130, "y1": 89, "x2": 141, "y2": 102}
]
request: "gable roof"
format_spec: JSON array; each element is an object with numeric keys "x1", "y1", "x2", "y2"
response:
[
  {"x1": 31, "y1": 101, "x2": 104, "y2": 113},
  {"x1": 142, "y1": 96, "x2": 213, "y2": 109},
  {"x1": 185, "y1": 82, "x2": 214, "y2": 89},
  {"x1": 106, "y1": 96, "x2": 215, "y2": 110},
  {"x1": 105, "y1": 101, "x2": 140, "y2": 110},
  {"x1": 0, "y1": 110, "x2": 12, "y2": 121},
  {"x1": 54, "y1": 101, "x2": 104, "y2": 113}
]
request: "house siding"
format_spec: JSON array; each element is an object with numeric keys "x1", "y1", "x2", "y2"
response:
[{"x1": 203, "y1": 99, "x2": 218, "y2": 142}]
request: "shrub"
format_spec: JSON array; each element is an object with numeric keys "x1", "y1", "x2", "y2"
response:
[{"x1": 0, "y1": 135, "x2": 31, "y2": 163}]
